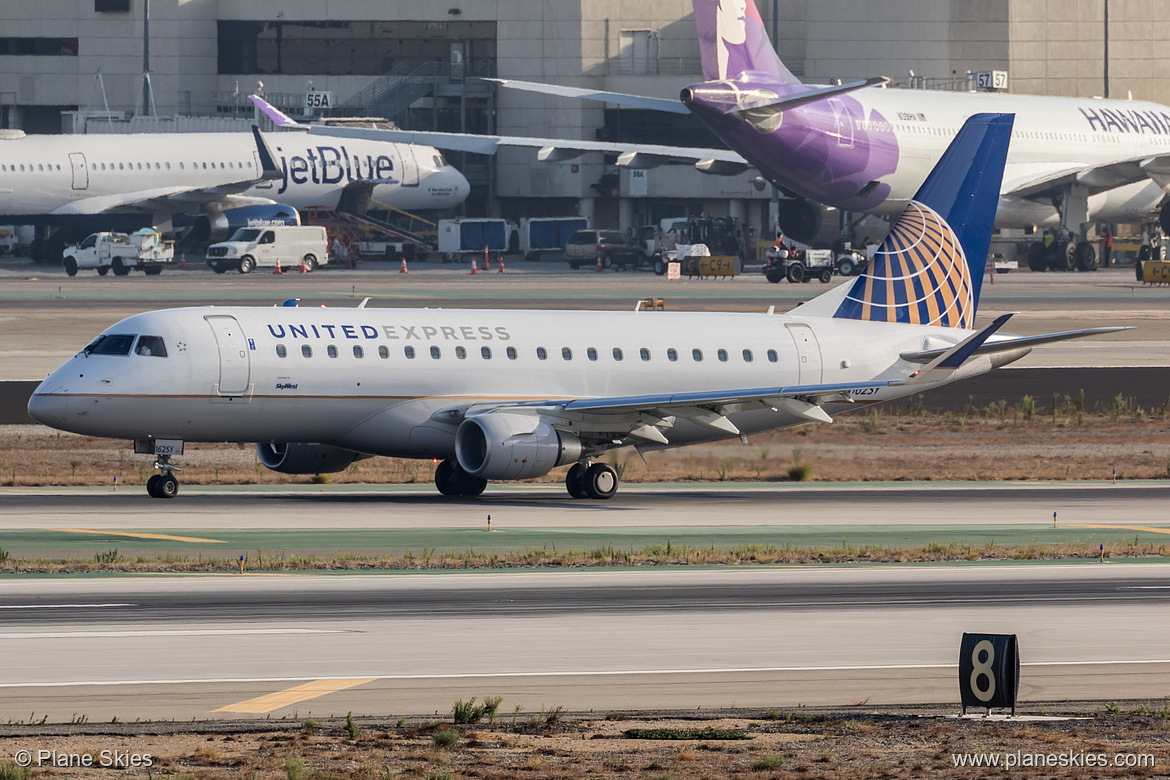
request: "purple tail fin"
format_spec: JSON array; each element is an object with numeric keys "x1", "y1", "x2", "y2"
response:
[{"x1": 693, "y1": 0, "x2": 800, "y2": 83}]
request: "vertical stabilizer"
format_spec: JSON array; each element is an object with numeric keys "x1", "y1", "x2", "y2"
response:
[
  {"x1": 693, "y1": 0, "x2": 800, "y2": 83},
  {"x1": 831, "y1": 113, "x2": 1014, "y2": 329}
]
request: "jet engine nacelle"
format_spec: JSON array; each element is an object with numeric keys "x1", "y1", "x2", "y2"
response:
[
  {"x1": 455, "y1": 413, "x2": 582, "y2": 480},
  {"x1": 186, "y1": 204, "x2": 302, "y2": 245},
  {"x1": 256, "y1": 442, "x2": 366, "y2": 474}
]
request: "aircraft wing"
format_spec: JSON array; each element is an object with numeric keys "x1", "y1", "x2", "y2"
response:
[
  {"x1": 309, "y1": 125, "x2": 749, "y2": 171},
  {"x1": 1003, "y1": 153, "x2": 1170, "y2": 199},
  {"x1": 462, "y1": 379, "x2": 899, "y2": 447}
]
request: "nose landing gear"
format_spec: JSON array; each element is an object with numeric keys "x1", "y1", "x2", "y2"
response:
[{"x1": 146, "y1": 454, "x2": 182, "y2": 499}]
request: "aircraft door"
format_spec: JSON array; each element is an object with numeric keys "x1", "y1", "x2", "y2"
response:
[
  {"x1": 205, "y1": 315, "x2": 251, "y2": 395},
  {"x1": 69, "y1": 153, "x2": 89, "y2": 190},
  {"x1": 828, "y1": 99, "x2": 855, "y2": 149},
  {"x1": 786, "y1": 323, "x2": 823, "y2": 384},
  {"x1": 394, "y1": 144, "x2": 420, "y2": 187}
]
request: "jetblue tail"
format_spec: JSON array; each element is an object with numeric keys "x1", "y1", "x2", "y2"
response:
[
  {"x1": 693, "y1": 0, "x2": 800, "y2": 83},
  {"x1": 831, "y1": 113, "x2": 1014, "y2": 330}
]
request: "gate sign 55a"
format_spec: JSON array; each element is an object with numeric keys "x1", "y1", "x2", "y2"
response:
[{"x1": 959, "y1": 632, "x2": 1020, "y2": 715}]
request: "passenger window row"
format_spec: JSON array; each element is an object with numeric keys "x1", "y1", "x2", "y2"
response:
[
  {"x1": 0, "y1": 161, "x2": 254, "y2": 172},
  {"x1": 275, "y1": 343, "x2": 780, "y2": 363}
]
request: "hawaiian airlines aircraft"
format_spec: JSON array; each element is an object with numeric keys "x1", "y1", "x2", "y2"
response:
[
  {"x1": 319, "y1": 0, "x2": 1170, "y2": 272},
  {"x1": 27, "y1": 114, "x2": 1122, "y2": 500},
  {"x1": 0, "y1": 125, "x2": 468, "y2": 257}
]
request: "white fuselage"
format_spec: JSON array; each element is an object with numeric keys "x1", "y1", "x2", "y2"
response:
[
  {"x1": 0, "y1": 131, "x2": 468, "y2": 218},
  {"x1": 27, "y1": 303, "x2": 1002, "y2": 458},
  {"x1": 855, "y1": 89, "x2": 1170, "y2": 225}
]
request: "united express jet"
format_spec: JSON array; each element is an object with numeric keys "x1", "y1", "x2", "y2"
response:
[{"x1": 28, "y1": 114, "x2": 1122, "y2": 499}]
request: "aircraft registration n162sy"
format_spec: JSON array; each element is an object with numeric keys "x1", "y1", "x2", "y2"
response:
[{"x1": 28, "y1": 114, "x2": 1124, "y2": 500}]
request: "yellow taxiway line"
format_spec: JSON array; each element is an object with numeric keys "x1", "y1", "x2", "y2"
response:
[
  {"x1": 213, "y1": 678, "x2": 379, "y2": 714},
  {"x1": 51, "y1": 529, "x2": 226, "y2": 544},
  {"x1": 1063, "y1": 523, "x2": 1170, "y2": 536}
]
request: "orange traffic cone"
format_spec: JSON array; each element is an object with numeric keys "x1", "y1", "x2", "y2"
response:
[
  {"x1": 595, "y1": 246, "x2": 603, "y2": 272},
  {"x1": 471, "y1": 258, "x2": 478, "y2": 275},
  {"x1": 274, "y1": 259, "x2": 282, "y2": 274},
  {"x1": 300, "y1": 259, "x2": 307, "y2": 273},
  {"x1": 400, "y1": 256, "x2": 408, "y2": 273},
  {"x1": 498, "y1": 255, "x2": 505, "y2": 273},
  {"x1": 178, "y1": 252, "x2": 186, "y2": 269}
]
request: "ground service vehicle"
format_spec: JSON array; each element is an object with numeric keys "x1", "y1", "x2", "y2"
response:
[
  {"x1": 763, "y1": 246, "x2": 835, "y2": 283},
  {"x1": 520, "y1": 217, "x2": 588, "y2": 261},
  {"x1": 63, "y1": 229, "x2": 175, "y2": 276},
  {"x1": 437, "y1": 218, "x2": 519, "y2": 261},
  {"x1": 564, "y1": 229, "x2": 645, "y2": 269},
  {"x1": 206, "y1": 226, "x2": 328, "y2": 274}
]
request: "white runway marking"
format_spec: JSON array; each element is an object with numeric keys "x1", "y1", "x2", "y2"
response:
[
  {"x1": 0, "y1": 603, "x2": 135, "y2": 609},
  {"x1": 3, "y1": 660, "x2": 1169, "y2": 688},
  {"x1": 0, "y1": 628, "x2": 345, "y2": 640}
]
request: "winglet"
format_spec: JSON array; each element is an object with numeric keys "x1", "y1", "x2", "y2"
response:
[
  {"x1": 249, "y1": 94, "x2": 307, "y2": 129},
  {"x1": 250, "y1": 125, "x2": 282, "y2": 181}
]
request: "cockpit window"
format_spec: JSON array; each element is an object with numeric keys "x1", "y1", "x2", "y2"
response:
[
  {"x1": 135, "y1": 335, "x2": 167, "y2": 357},
  {"x1": 230, "y1": 228, "x2": 262, "y2": 242},
  {"x1": 434, "y1": 153, "x2": 447, "y2": 167},
  {"x1": 84, "y1": 334, "x2": 135, "y2": 356}
]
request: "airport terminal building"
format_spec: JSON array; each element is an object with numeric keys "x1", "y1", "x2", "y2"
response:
[{"x1": 2, "y1": 0, "x2": 1168, "y2": 236}]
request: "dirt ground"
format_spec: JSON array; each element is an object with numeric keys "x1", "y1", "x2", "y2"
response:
[
  {"x1": 1, "y1": 704, "x2": 1168, "y2": 779},
  {"x1": 4, "y1": 397, "x2": 1169, "y2": 488}
]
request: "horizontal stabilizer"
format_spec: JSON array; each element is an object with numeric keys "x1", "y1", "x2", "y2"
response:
[
  {"x1": 487, "y1": 78, "x2": 690, "y2": 114},
  {"x1": 900, "y1": 326, "x2": 1133, "y2": 364},
  {"x1": 730, "y1": 77, "x2": 888, "y2": 119}
]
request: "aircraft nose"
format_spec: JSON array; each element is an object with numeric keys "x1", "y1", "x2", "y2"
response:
[{"x1": 26, "y1": 386, "x2": 70, "y2": 428}]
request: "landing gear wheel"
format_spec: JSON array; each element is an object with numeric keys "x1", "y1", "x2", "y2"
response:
[
  {"x1": 836, "y1": 257, "x2": 856, "y2": 277},
  {"x1": 146, "y1": 474, "x2": 162, "y2": 498},
  {"x1": 818, "y1": 267, "x2": 833, "y2": 283},
  {"x1": 1027, "y1": 242, "x2": 1047, "y2": 272},
  {"x1": 1136, "y1": 260, "x2": 1144, "y2": 282},
  {"x1": 158, "y1": 474, "x2": 179, "y2": 498},
  {"x1": 1074, "y1": 241, "x2": 1096, "y2": 272},
  {"x1": 565, "y1": 463, "x2": 589, "y2": 499},
  {"x1": 434, "y1": 459, "x2": 487, "y2": 497},
  {"x1": 785, "y1": 262, "x2": 806, "y2": 283},
  {"x1": 583, "y1": 463, "x2": 618, "y2": 500},
  {"x1": 1047, "y1": 241, "x2": 1074, "y2": 272}
]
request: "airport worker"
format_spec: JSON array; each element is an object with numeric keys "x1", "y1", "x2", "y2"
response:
[{"x1": 1103, "y1": 227, "x2": 1113, "y2": 266}]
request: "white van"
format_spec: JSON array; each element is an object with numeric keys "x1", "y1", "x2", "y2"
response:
[{"x1": 206, "y1": 226, "x2": 329, "y2": 274}]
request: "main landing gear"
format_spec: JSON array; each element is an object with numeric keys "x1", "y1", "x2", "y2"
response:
[
  {"x1": 146, "y1": 454, "x2": 181, "y2": 499},
  {"x1": 434, "y1": 459, "x2": 487, "y2": 497},
  {"x1": 566, "y1": 461, "x2": 618, "y2": 500}
]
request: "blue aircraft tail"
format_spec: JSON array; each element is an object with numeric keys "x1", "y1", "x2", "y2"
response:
[
  {"x1": 693, "y1": 0, "x2": 800, "y2": 83},
  {"x1": 832, "y1": 113, "x2": 1014, "y2": 329}
]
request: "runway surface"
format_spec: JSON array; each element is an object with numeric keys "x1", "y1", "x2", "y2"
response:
[{"x1": 2, "y1": 566, "x2": 1169, "y2": 722}]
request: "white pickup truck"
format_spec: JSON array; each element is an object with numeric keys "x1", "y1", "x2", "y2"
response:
[{"x1": 63, "y1": 229, "x2": 175, "y2": 276}]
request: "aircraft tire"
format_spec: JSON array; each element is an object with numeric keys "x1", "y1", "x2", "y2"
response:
[
  {"x1": 1048, "y1": 241, "x2": 1074, "y2": 272},
  {"x1": 238, "y1": 255, "x2": 255, "y2": 274},
  {"x1": 1161, "y1": 202, "x2": 1170, "y2": 234},
  {"x1": 97, "y1": 267, "x2": 109, "y2": 276},
  {"x1": 566, "y1": 463, "x2": 589, "y2": 499},
  {"x1": 837, "y1": 257, "x2": 856, "y2": 276},
  {"x1": 785, "y1": 262, "x2": 806, "y2": 283},
  {"x1": 583, "y1": 463, "x2": 618, "y2": 500},
  {"x1": 434, "y1": 459, "x2": 460, "y2": 496},
  {"x1": 1135, "y1": 260, "x2": 1143, "y2": 282},
  {"x1": 1074, "y1": 241, "x2": 1096, "y2": 272},
  {"x1": 1027, "y1": 243, "x2": 1047, "y2": 272},
  {"x1": 157, "y1": 474, "x2": 179, "y2": 499},
  {"x1": 146, "y1": 474, "x2": 161, "y2": 498},
  {"x1": 302, "y1": 254, "x2": 317, "y2": 272},
  {"x1": 63, "y1": 256, "x2": 78, "y2": 276}
]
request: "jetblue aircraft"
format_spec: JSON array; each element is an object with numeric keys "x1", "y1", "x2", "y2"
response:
[
  {"x1": 28, "y1": 114, "x2": 1122, "y2": 500},
  {"x1": 314, "y1": 0, "x2": 1170, "y2": 271},
  {"x1": 0, "y1": 125, "x2": 468, "y2": 258}
]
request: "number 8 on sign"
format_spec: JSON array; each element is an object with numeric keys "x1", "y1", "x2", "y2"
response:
[{"x1": 970, "y1": 639, "x2": 996, "y2": 701}]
